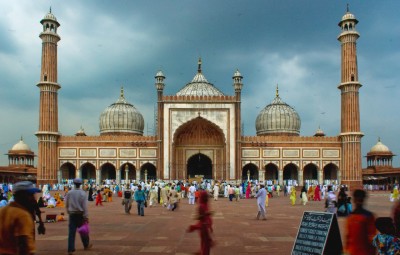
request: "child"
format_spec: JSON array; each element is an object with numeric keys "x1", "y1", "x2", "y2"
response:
[
  {"x1": 56, "y1": 212, "x2": 65, "y2": 222},
  {"x1": 373, "y1": 217, "x2": 400, "y2": 254},
  {"x1": 346, "y1": 197, "x2": 352, "y2": 213},
  {"x1": 95, "y1": 190, "x2": 103, "y2": 206}
]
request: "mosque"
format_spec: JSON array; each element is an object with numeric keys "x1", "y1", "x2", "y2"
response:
[{"x1": 3, "y1": 8, "x2": 379, "y2": 189}]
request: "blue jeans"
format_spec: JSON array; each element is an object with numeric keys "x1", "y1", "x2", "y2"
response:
[
  {"x1": 68, "y1": 213, "x2": 89, "y2": 252},
  {"x1": 137, "y1": 201, "x2": 144, "y2": 216}
]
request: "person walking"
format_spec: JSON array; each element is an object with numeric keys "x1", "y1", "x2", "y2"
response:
[
  {"x1": 255, "y1": 184, "x2": 267, "y2": 220},
  {"x1": 325, "y1": 185, "x2": 337, "y2": 213},
  {"x1": 213, "y1": 183, "x2": 219, "y2": 201},
  {"x1": 187, "y1": 190, "x2": 214, "y2": 255},
  {"x1": 134, "y1": 185, "x2": 147, "y2": 216},
  {"x1": 168, "y1": 185, "x2": 179, "y2": 211},
  {"x1": 188, "y1": 184, "x2": 196, "y2": 205},
  {"x1": 95, "y1": 190, "x2": 102, "y2": 206},
  {"x1": 345, "y1": 189, "x2": 376, "y2": 255},
  {"x1": 0, "y1": 181, "x2": 41, "y2": 255},
  {"x1": 123, "y1": 185, "x2": 133, "y2": 214},
  {"x1": 290, "y1": 187, "x2": 297, "y2": 206},
  {"x1": 66, "y1": 178, "x2": 92, "y2": 255},
  {"x1": 300, "y1": 186, "x2": 308, "y2": 206}
]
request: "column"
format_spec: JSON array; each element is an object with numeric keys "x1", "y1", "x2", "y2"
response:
[
  {"x1": 57, "y1": 169, "x2": 62, "y2": 184},
  {"x1": 136, "y1": 169, "x2": 140, "y2": 183},
  {"x1": 96, "y1": 169, "x2": 101, "y2": 185},
  {"x1": 278, "y1": 170, "x2": 283, "y2": 186},
  {"x1": 259, "y1": 170, "x2": 266, "y2": 183},
  {"x1": 116, "y1": 169, "x2": 121, "y2": 184},
  {"x1": 298, "y1": 170, "x2": 303, "y2": 186},
  {"x1": 318, "y1": 170, "x2": 323, "y2": 185}
]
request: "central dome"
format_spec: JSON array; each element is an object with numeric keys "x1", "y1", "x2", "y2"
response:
[
  {"x1": 256, "y1": 86, "x2": 301, "y2": 136},
  {"x1": 176, "y1": 58, "x2": 224, "y2": 97},
  {"x1": 99, "y1": 88, "x2": 144, "y2": 136}
]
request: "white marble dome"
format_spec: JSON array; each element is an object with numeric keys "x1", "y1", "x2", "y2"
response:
[
  {"x1": 176, "y1": 59, "x2": 224, "y2": 97},
  {"x1": 99, "y1": 88, "x2": 144, "y2": 135},
  {"x1": 256, "y1": 88, "x2": 301, "y2": 136},
  {"x1": 370, "y1": 139, "x2": 390, "y2": 153},
  {"x1": 11, "y1": 138, "x2": 31, "y2": 151}
]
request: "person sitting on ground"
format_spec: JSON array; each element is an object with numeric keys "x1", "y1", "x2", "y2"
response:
[
  {"x1": 57, "y1": 212, "x2": 66, "y2": 222},
  {"x1": 373, "y1": 217, "x2": 400, "y2": 255}
]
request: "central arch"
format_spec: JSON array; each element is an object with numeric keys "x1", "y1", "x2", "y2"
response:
[
  {"x1": 187, "y1": 153, "x2": 212, "y2": 179},
  {"x1": 172, "y1": 116, "x2": 226, "y2": 180}
]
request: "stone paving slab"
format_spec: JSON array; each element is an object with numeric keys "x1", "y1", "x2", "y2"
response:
[{"x1": 36, "y1": 191, "x2": 393, "y2": 255}]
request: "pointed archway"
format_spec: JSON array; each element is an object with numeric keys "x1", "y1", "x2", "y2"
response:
[
  {"x1": 242, "y1": 163, "x2": 259, "y2": 181},
  {"x1": 140, "y1": 163, "x2": 157, "y2": 180},
  {"x1": 172, "y1": 116, "x2": 226, "y2": 180},
  {"x1": 101, "y1": 163, "x2": 116, "y2": 182},
  {"x1": 265, "y1": 163, "x2": 278, "y2": 183},
  {"x1": 81, "y1": 163, "x2": 96, "y2": 181},
  {"x1": 283, "y1": 163, "x2": 298, "y2": 186},
  {"x1": 323, "y1": 163, "x2": 339, "y2": 185},
  {"x1": 186, "y1": 153, "x2": 212, "y2": 179},
  {"x1": 303, "y1": 163, "x2": 318, "y2": 185},
  {"x1": 60, "y1": 162, "x2": 76, "y2": 180}
]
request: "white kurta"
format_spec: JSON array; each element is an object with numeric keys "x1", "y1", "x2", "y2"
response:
[{"x1": 255, "y1": 187, "x2": 267, "y2": 212}]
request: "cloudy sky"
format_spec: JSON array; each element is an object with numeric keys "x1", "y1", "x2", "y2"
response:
[{"x1": 0, "y1": 1, "x2": 399, "y2": 167}]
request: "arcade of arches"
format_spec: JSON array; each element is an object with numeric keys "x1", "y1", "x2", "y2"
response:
[
  {"x1": 240, "y1": 163, "x2": 340, "y2": 186},
  {"x1": 171, "y1": 116, "x2": 227, "y2": 180},
  {"x1": 58, "y1": 162, "x2": 157, "y2": 184}
]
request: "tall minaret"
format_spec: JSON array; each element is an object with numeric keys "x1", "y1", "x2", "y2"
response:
[
  {"x1": 35, "y1": 8, "x2": 61, "y2": 184},
  {"x1": 155, "y1": 70, "x2": 165, "y2": 179},
  {"x1": 337, "y1": 6, "x2": 363, "y2": 189},
  {"x1": 233, "y1": 70, "x2": 243, "y2": 180}
]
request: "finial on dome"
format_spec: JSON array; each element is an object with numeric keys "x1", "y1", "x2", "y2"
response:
[
  {"x1": 20, "y1": 135, "x2": 23, "y2": 141},
  {"x1": 378, "y1": 137, "x2": 381, "y2": 142},
  {"x1": 50, "y1": 6, "x2": 52, "y2": 13},
  {"x1": 276, "y1": 84, "x2": 279, "y2": 98},
  {"x1": 120, "y1": 86, "x2": 124, "y2": 98},
  {"x1": 346, "y1": 3, "x2": 349, "y2": 12},
  {"x1": 198, "y1": 57, "x2": 202, "y2": 73}
]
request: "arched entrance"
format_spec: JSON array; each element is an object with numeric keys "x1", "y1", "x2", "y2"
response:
[
  {"x1": 323, "y1": 163, "x2": 339, "y2": 185},
  {"x1": 101, "y1": 163, "x2": 116, "y2": 182},
  {"x1": 265, "y1": 163, "x2": 278, "y2": 184},
  {"x1": 81, "y1": 163, "x2": 96, "y2": 182},
  {"x1": 120, "y1": 163, "x2": 136, "y2": 183},
  {"x1": 187, "y1": 153, "x2": 212, "y2": 179},
  {"x1": 172, "y1": 116, "x2": 226, "y2": 180},
  {"x1": 242, "y1": 163, "x2": 259, "y2": 181},
  {"x1": 60, "y1": 163, "x2": 76, "y2": 181},
  {"x1": 283, "y1": 163, "x2": 298, "y2": 186},
  {"x1": 140, "y1": 163, "x2": 157, "y2": 180},
  {"x1": 303, "y1": 163, "x2": 318, "y2": 186}
]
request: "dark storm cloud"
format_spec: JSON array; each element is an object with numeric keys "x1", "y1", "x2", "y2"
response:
[{"x1": 0, "y1": 0, "x2": 399, "y2": 168}]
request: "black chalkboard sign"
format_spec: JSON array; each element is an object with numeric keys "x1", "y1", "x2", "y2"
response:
[{"x1": 292, "y1": 211, "x2": 342, "y2": 255}]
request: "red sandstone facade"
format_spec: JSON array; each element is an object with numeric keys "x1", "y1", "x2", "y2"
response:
[{"x1": 34, "y1": 9, "x2": 364, "y2": 189}]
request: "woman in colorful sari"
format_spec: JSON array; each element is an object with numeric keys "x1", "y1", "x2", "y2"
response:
[
  {"x1": 290, "y1": 187, "x2": 297, "y2": 205},
  {"x1": 245, "y1": 182, "x2": 251, "y2": 199}
]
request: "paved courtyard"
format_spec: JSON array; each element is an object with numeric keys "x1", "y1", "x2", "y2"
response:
[{"x1": 36, "y1": 191, "x2": 394, "y2": 255}]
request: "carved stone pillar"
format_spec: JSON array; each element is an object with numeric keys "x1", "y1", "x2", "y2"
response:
[
  {"x1": 96, "y1": 169, "x2": 101, "y2": 185},
  {"x1": 278, "y1": 170, "x2": 283, "y2": 186}
]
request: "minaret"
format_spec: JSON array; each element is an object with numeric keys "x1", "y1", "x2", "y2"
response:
[
  {"x1": 337, "y1": 6, "x2": 363, "y2": 189},
  {"x1": 155, "y1": 70, "x2": 165, "y2": 179},
  {"x1": 35, "y1": 8, "x2": 61, "y2": 184},
  {"x1": 233, "y1": 69, "x2": 243, "y2": 180}
]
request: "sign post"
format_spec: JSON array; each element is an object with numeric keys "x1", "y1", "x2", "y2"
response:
[{"x1": 292, "y1": 211, "x2": 342, "y2": 255}]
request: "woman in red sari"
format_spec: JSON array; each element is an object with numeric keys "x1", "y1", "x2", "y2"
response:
[
  {"x1": 246, "y1": 182, "x2": 251, "y2": 199},
  {"x1": 187, "y1": 190, "x2": 214, "y2": 255}
]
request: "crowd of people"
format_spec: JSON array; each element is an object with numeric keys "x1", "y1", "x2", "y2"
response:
[{"x1": 1, "y1": 180, "x2": 400, "y2": 254}]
